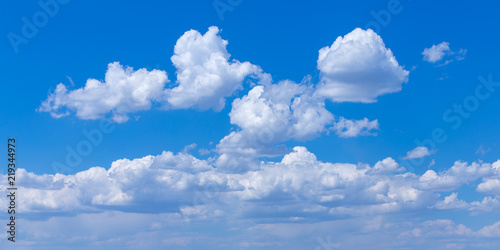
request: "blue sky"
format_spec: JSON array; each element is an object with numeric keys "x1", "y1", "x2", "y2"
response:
[{"x1": 2, "y1": 0, "x2": 500, "y2": 249}]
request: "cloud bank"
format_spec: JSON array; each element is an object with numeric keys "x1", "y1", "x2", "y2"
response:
[{"x1": 2, "y1": 148, "x2": 500, "y2": 248}]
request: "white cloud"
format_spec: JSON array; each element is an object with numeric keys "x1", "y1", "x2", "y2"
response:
[
  {"x1": 434, "y1": 193, "x2": 469, "y2": 210},
  {"x1": 417, "y1": 161, "x2": 493, "y2": 191},
  {"x1": 38, "y1": 26, "x2": 410, "y2": 151},
  {"x1": 215, "y1": 80, "x2": 334, "y2": 170},
  {"x1": 477, "y1": 179, "x2": 500, "y2": 195},
  {"x1": 422, "y1": 41, "x2": 467, "y2": 65},
  {"x1": 166, "y1": 26, "x2": 261, "y2": 111},
  {"x1": 5, "y1": 147, "x2": 499, "y2": 218},
  {"x1": 422, "y1": 42, "x2": 450, "y2": 63},
  {"x1": 4, "y1": 149, "x2": 500, "y2": 248},
  {"x1": 469, "y1": 196, "x2": 500, "y2": 213},
  {"x1": 403, "y1": 146, "x2": 432, "y2": 159},
  {"x1": 10, "y1": 210, "x2": 500, "y2": 249},
  {"x1": 38, "y1": 27, "x2": 264, "y2": 122},
  {"x1": 403, "y1": 219, "x2": 474, "y2": 238},
  {"x1": 37, "y1": 62, "x2": 169, "y2": 123},
  {"x1": 478, "y1": 221, "x2": 500, "y2": 237},
  {"x1": 333, "y1": 117, "x2": 379, "y2": 138},
  {"x1": 369, "y1": 157, "x2": 405, "y2": 175},
  {"x1": 316, "y1": 28, "x2": 409, "y2": 103}
]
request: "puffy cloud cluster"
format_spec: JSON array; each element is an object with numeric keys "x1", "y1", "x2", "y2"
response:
[
  {"x1": 39, "y1": 28, "x2": 408, "y2": 145},
  {"x1": 2, "y1": 148, "x2": 500, "y2": 248},
  {"x1": 215, "y1": 75, "x2": 384, "y2": 170},
  {"x1": 316, "y1": 28, "x2": 409, "y2": 103},
  {"x1": 37, "y1": 27, "x2": 413, "y2": 177},
  {"x1": 37, "y1": 62, "x2": 169, "y2": 123},
  {"x1": 216, "y1": 80, "x2": 334, "y2": 165},
  {"x1": 3, "y1": 146, "x2": 499, "y2": 219},
  {"x1": 38, "y1": 27, "x2": 262, "y2": 121}
]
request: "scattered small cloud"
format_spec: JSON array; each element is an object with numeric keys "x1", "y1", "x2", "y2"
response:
[
  {"x1": 333, "y1": 117, "x2": 379, "y2": 138},
  {"x1": 404, "y1": 146, "x2": 434, "y2": 160},
  {"x1": 423, "y1": 42, "x2": 450, "y2": 63},
  {"x1": 436, "y1": 73, "x2": 449, "y2": 81},
  {"x1": 422, "y1": 41, "x2": 467, "y2": 65},
  {"x1": 429, "y1": 159, "x2": 436, "y2": 168},
  {"x1": 183, "y1": 143, "x2": 197, "y2": 153},
  {"x1": 476, "y1": 144, "x2": 491, "y2": 156},
  {"x1": 198, "y1": 148, "x2": 212, "y2": 155}
]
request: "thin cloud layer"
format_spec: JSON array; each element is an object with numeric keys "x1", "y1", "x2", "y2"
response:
[{"x1": 403, "y1": 146, "x2": 432, "y2": 159}]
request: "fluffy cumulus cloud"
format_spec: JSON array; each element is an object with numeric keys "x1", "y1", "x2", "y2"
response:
[
  {"x1": 38, "y1": 27, "x2": 263, "y2": 122},
  {"x1": 2, "y1": 148, "x2": 500, "y2": 248},
  {"x1": 166, "y1": 26, "x2": 261, "y2": 111},
  {"x1": 403, "y1": 146, "x2": 433, "y2": 159},
  {"x1": 477, "y1": 179, "x2": 500, "y2": 195},
  {"x1": 38, "y1": 26, "x2": 409, "y2": 136},
  {"x1": 37, "y1": 27, "x2": 413, "y2": 162},
  {"x1": 37, "y1": 62, "x2": 169, "y2": 123},
  {"x1": 215, "y1": 80, "x2": 335, "y2": 170},
  {"x1": 316, "y1": 28, "x2": 409, "y2": 103},
  {"x1": 3, "y1": 148, "x2": 500, "y2": 216}
]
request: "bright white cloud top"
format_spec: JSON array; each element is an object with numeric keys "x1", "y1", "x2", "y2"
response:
[
  {"x1": 316, "y1": 28, "x2": 409, "y2": 103},
  {"x1": 167, "y1": 26, "x2": 262, "y2": 111},
  {"x1": 216, "y1": 80, "x2": 334, "y2": 170}
]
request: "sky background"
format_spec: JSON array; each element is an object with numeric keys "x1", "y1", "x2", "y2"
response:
[{"x1": 1, "y1": 0, "x2": 500, "y2": 249}]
